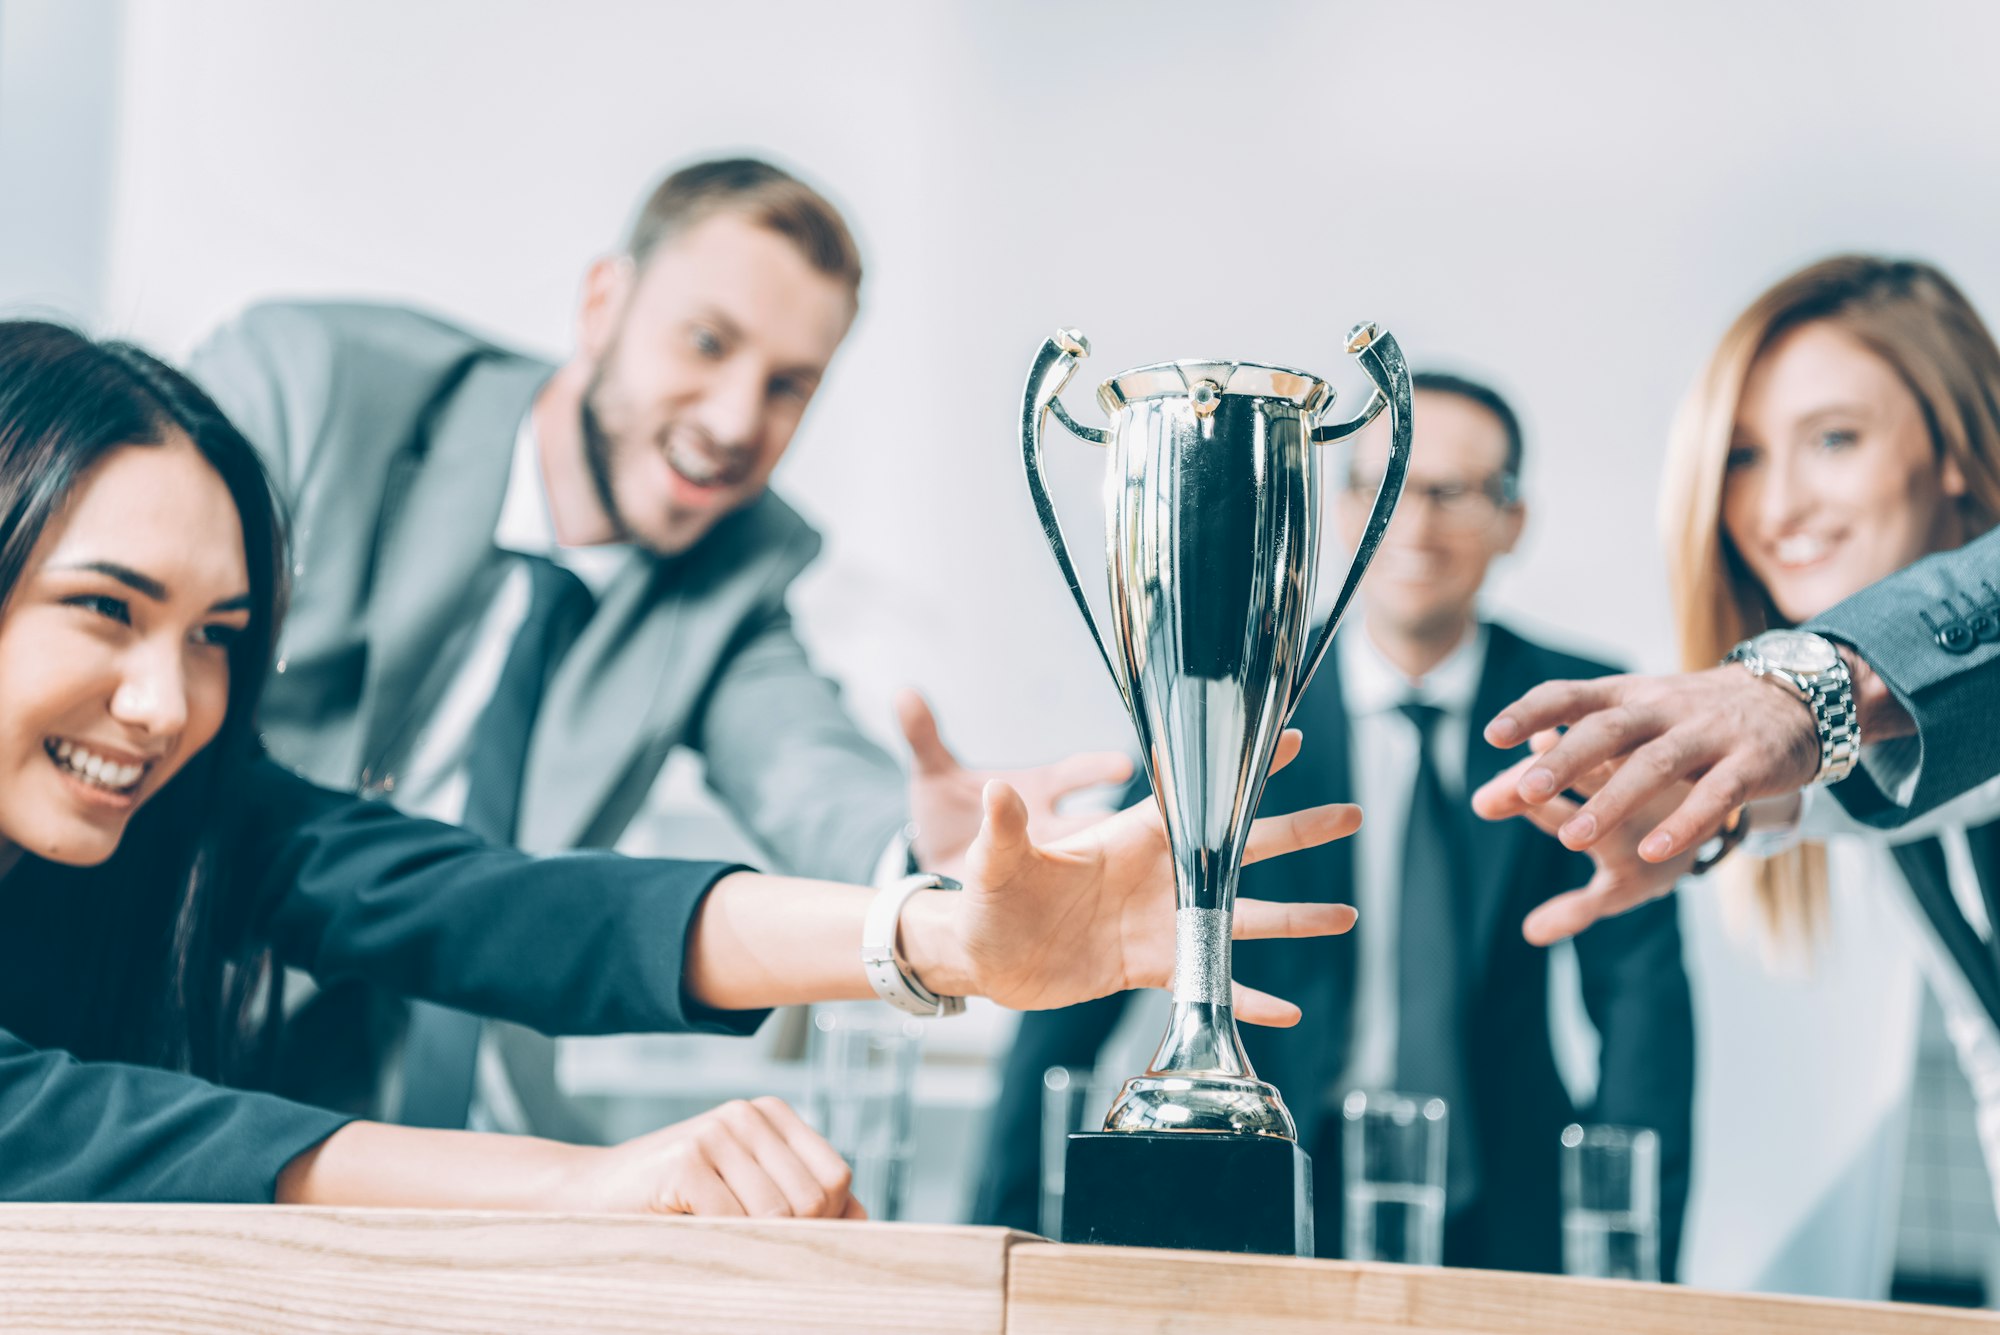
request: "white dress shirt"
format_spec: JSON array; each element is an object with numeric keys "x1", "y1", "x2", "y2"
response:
[
  {"x1": 388, "y1": 418, "x2": 910, "y2": 1134},
  {"x1": 378, "y1": 417, "x2": 631, "y2": 1134},
  {"x1": 396, "y1": 416, "x2": 914, "y2": 884},
  {"x1": 392, "y1": 415, "x2": 630, "y2": 826},
  {"x1": 1763, "y1": 774, "x2": 2000, "y2": 1217},
  {"x1": 1331, "y1": 620, "x2": 1488, "y2": 1099}
]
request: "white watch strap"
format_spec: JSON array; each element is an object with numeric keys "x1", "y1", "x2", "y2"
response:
[{"x1": 861, "y1": 873, "x2": 965, "y2": 1018}]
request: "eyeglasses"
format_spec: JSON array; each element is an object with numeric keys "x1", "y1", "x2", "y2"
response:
[{"x1": 1341, "y1": 469, "x2": 1518, "y2": 531}]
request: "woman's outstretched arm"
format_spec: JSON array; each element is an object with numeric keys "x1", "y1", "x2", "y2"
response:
[
  {"x1": 249, "y1": 733, "x2": 1360, "y2": 1034},
  {"x1": 684, "y1": 752, "x2": 1361, "y2": 1027}
]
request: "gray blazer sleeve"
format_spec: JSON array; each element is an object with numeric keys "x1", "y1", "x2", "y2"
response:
[
  {"x1": 692, "y1": 602, "x2": 909, "y2": 885},
  {"x1": 185, "y1": 302, "x2": 344, "y2": 494},
  {"x1": 1807, "y1": 526, "x2": 2000, "y2": 826}
]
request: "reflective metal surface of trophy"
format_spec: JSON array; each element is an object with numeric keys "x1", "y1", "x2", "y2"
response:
[{"x1": 1021, "y1": 322, "x2": 1411, "y2": 1256}]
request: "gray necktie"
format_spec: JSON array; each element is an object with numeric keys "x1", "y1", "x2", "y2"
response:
[{"x1": 1395, "y1": 701, "x2": 1480, "y2": 1211}]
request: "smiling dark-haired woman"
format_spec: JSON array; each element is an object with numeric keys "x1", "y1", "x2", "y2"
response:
[{"x1": 0, "y1": 320, "x2": 1360, "y2": 1213}]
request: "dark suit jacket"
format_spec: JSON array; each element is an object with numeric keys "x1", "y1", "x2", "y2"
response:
[
  {"x1": 0, "y1": 761, "x2": 759, "y2": 1202},
  {"x1": 975, "y1": 624, "x2": 1696, "y2": 1278}
]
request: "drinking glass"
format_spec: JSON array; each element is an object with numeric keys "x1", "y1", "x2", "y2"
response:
[
  {"x1": 1038, "y1": 1065, "x2": 1107, "y2": 1239},
  {"x1": 805, "y1": 1006, "x2": 923, "y2": 1221},
  {"x1": 1560, "y1": 1123, "x2": 1660, "y2": 1281},
  {"x1": 1341, "y1": 1089, "x2": 1448, "y2": 1264}
]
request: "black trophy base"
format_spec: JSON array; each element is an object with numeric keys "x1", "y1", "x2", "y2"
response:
[{"x1": 1059, "y1": 1131, "x2": 1313, "y2": 1256}]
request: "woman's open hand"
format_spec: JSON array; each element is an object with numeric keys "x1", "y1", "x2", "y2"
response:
[{"x1": 905, "y1": 730, "x2": 1361, "y2": 1027}]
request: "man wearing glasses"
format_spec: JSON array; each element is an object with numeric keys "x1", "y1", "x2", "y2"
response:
[{"x1": 975, "y1": 374, "x2": 1696, "y2": 1277}]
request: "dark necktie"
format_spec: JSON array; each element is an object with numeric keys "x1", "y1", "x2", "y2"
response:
[
  {"x1": 459, "y1": 557, "x2": 596, "y2": 844},
  {"x1": 1394, "y1": 701, "x2": 1480, "y2": 1211},
  {"x1": 397, "y1": 555, "x2": 595, "y2": 1130}
]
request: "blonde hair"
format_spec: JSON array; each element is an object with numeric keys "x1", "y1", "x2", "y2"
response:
[{"x1": 1660, "y1": 256, "x2": 2000, "y2": 960}]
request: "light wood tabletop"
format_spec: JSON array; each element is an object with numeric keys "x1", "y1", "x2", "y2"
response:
[{"x1": 0, "y1": 1206, "x2": 1991, "y2": 1334}]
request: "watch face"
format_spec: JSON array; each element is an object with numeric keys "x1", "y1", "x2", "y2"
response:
[{"x1": 1755, "y1": 629, "x2": 1838, "y2": 674}]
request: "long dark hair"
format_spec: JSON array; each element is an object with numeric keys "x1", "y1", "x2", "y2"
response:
[{"x1": 0, "y1": 320, "x2": 287, "y2": 1079}]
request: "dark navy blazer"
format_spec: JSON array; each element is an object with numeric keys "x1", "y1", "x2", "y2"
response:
[{"x1": 0, "y1": 760, "x2": 755, "y2": 1202}]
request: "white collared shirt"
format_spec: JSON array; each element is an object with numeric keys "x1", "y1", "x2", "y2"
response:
[
  {"x1": 376, "y1": 415, "x2": 637, "y2": 1135},
  {"x1": 1331, "y1": 618, "x2": 1488, "y2": 1098},
  {"x1": 392, "y1": 415, "x2": 632, "y2": 826},
  {"x1": 390, "y1": 419, "x2": 632, "y2": 823}
]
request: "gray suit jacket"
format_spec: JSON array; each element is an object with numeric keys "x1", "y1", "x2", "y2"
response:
[
  {"x1": 189, "y1": 300, "x2": 907, "y2": 879},
  {"x1": 1809, "y1": 524, "x2": 2000, "y2": 827}
]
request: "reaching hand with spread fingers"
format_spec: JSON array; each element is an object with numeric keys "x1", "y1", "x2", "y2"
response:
[
  {"x1": 1479, "y1": 732, "x2": 1700, "y2": 945},
  {"x1": 1473, "y1": 666, "x2": 1822, "y2": 864},
  {"x1": 685, "y1": 729, "x2": 1361, "y2": 1028},
  {"x1": 942, "y1": 729, "x2": 1362, "y2": 1026},
  {"x1": 896, "y1": 688, "x2": 1134, "y2": 880}
]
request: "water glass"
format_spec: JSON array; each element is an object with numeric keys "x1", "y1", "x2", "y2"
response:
[
  {"x1": 1560, "y1": 1123, "x2": 1660, "y2": 1282},
  {"x1": 805, "y1": 1006, "x2": 923, "y2": 1221},
  {"x1": 1038, "y1": 1065, "x2": 1108, "y2": 1239},
  {"x1": 1341, "y1": 1089, "x2": 1448, "y2": 1265}
]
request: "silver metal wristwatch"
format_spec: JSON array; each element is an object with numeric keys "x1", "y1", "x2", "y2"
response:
[
  {"x1": 861, "y1": 873, "x2": 966, "y2": 1018},
  {"x1": 1725, "y1": 628, "x2": 1860, "y2": 786}
]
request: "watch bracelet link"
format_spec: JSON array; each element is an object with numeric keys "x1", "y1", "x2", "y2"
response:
[
  {"x1": 1807, "y1": 655, "x2": 1861, "y2": 785},
  {"x1": 1726, "y1": 635, "x2": 1860, "y2": 787}
]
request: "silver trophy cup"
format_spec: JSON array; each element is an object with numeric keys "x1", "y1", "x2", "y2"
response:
[{"x1": 1021, "y1": 324, "x2": 1411, "y2": 1251}]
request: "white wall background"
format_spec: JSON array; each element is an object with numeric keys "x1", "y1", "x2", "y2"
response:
[
  {"x1": 0, "y1": 0, "x2": 121, "y2": 321},
  {"x1": 9, "y1": 0, "x2": 2000, "y2": 1297}
]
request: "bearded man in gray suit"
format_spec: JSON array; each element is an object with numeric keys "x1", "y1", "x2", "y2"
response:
[{"x1": 190, "y1": 158, "x2": 1125, "y2": 1134}]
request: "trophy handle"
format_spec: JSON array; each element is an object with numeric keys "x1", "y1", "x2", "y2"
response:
[
  {"x1": 1021, "y1": 327, "x2": 1129, "y2": 710},
  {"x1": 1289, "y1": 321, "x2": 1413, "y2": 718}
]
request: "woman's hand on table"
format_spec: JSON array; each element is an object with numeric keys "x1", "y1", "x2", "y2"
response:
[
  {"x1": 556, "y1": 1096, "x2": 863, "y2": 1219},
  {"x1": 278, "y1": 1097, "x2": 863, "y2": 1219}
]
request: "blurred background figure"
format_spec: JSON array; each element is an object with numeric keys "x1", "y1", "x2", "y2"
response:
[
  {"x1": 181, "y1": 158, "x2": 1123, "y2": 1138},
  {"x1": 183, "y1": 159, "x2": 897, "y2": 1135},
  {"x1": 1654, "y1": 256, "x2": 2000, "y2": 1301},
  {"x1": 976, "y1": 376, "x2": 1697, "y2": 1275}
]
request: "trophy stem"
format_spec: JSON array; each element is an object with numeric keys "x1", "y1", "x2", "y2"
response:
[
  {"x1": 1099, "y1": 901, "x2": 1299, "y2": 1140},
  {"x1": 1147, "y1": 1000, "x2": 1253, "y2": 1079},
  {"x1": 1154, "y1": 906, "x2": 1253, "y2": 1077}
]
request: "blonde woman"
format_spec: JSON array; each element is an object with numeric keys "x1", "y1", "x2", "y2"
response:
[
  {"x1": 1671, "y1": 257, "x2": 2000, "y2": 1293},
  {"x1": 1660, "y1": 256, "x2": 1994, "y2": 908},
  {"x1": 1488, "y1": 256, "x2": 2000, "y2": 1293}
]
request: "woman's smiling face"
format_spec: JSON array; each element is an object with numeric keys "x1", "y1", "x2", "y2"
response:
[
  {"x1": 0, "y1": 433, "x2": 250, "y2": 867},
  {"x1": 1723, "y1": 320, "x2": 1968, "y2": 623}
]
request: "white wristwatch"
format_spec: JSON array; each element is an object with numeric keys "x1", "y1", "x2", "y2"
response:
[
  {"x1": 1725, "y1": 628, "x2": 1861, "y2": 786},
  {"x1": 861, "y1": 873, "x2": 966, "y2": 1018}
]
